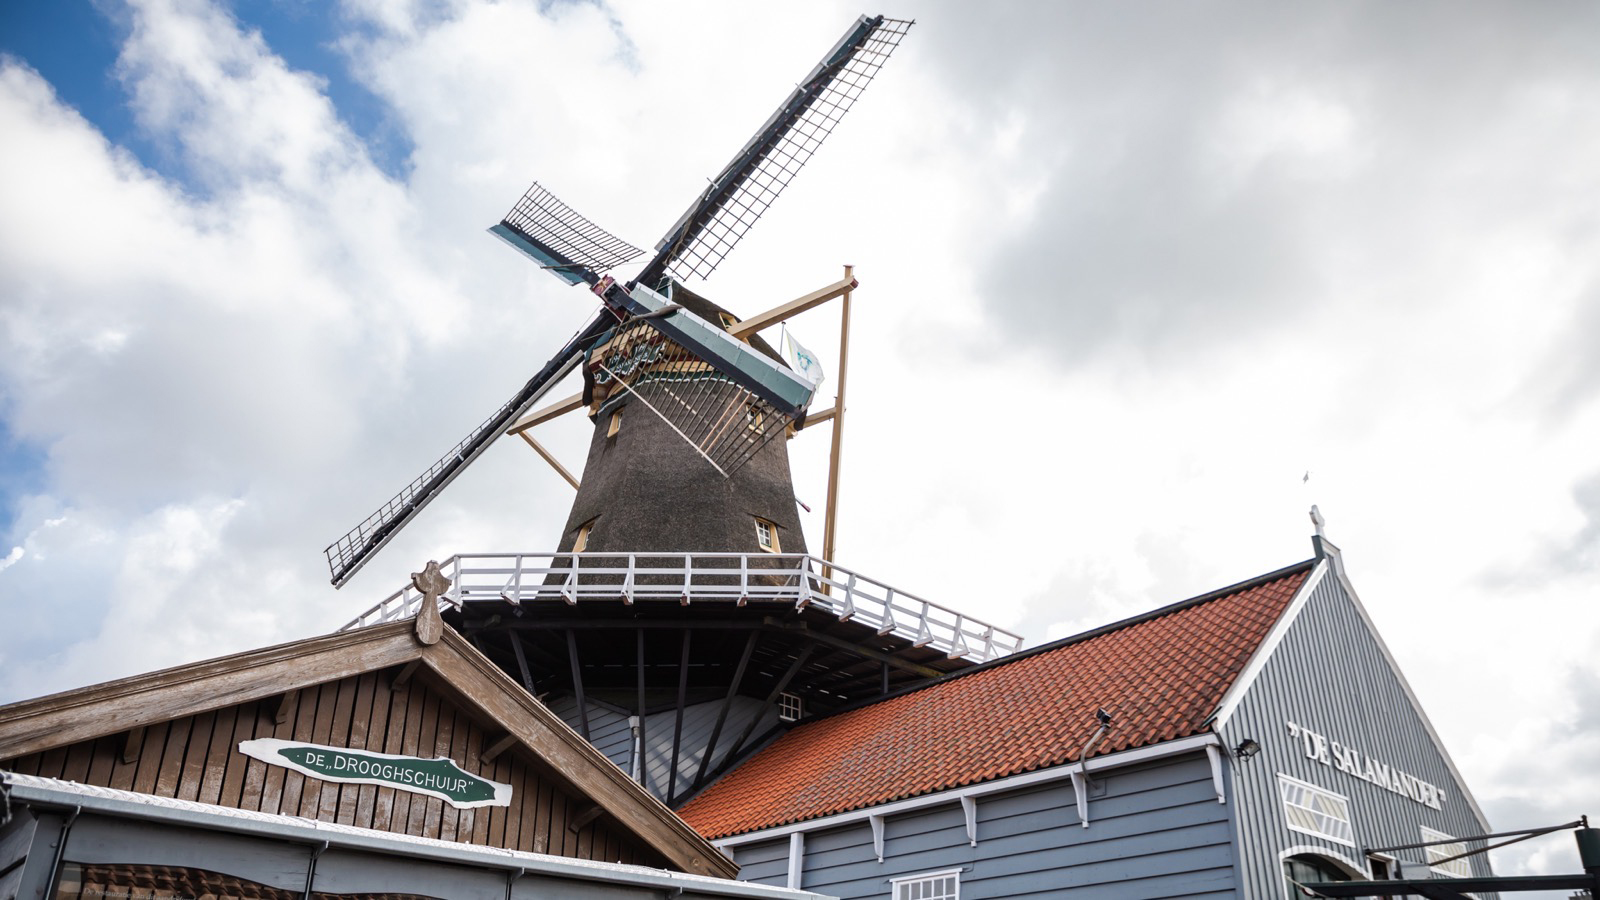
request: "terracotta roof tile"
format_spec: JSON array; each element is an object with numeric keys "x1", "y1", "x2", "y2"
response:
[{"x1": 679, "y1": 562, "x2": 1311, "y2": 839}]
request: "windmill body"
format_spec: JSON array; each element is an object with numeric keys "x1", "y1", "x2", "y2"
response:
[
  {"x1": 556, "y1": 283, "x2": 807, "y2": 558},
  {"x1": 332, "y1": 14, "x2": 1023, "y2": 807}
]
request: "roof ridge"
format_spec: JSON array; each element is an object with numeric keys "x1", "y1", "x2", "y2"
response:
[{"x1": 796, "y1": 558, "x2": 1318, "y2": 724}]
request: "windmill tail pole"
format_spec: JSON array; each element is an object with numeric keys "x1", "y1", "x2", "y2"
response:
[{"x1": 821, "y1": 265, "x2": 854, "y2": 592}]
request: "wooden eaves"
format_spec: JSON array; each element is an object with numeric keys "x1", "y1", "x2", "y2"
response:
[{"x1": 0, "y1": 614, "x2": 738, "y2": 879}]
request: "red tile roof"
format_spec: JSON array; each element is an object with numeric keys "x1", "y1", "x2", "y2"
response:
[{"x1": 680, "y1": 562, "x2": 1312, "y2": 839}]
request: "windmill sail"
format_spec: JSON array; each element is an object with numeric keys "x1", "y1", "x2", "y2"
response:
[
  {"x1": 490, "y1": 182, "x2": 644, "y2": 285},
  {"x1": 324, "y1": 311, "x2": 613, "y2": 587},
  {"x1": 326, "y1": 14, "x2": 913, "y2": 587},
  {"x1": 639, "y1": 15, "x2": 914, "y2": 286}
]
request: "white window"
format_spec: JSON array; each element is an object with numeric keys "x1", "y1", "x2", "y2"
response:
[
  {"x1": 1421, "y1": 826, "x2": 1472, "y2": 877},
  {"x1": 890, "y1": 869, "x2": 960, "y2": 900},
  {"x1": 755, "y1": 517, "x2": 780, "y2": 552},
  {"x1": 607, "y1": 408, "x2": 622, "y2": 437},
  {"x1": 1278, "y1": 774, "x2": 1355, "y2": 846},
  {"x1": 779, "y1": 692, "x2": 804, "y2": 722}
]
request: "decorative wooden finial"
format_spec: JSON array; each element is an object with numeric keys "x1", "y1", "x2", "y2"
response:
[
  {"x1": 411, "y1": 560, "x2": 451, "y2": 645},
  {"x1": 1309, "y1": 505, "x2": 1327, "y2": 540}
]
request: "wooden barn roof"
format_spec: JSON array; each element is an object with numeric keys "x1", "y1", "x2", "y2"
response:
[
  {"x1": 679, "y1": 561, "x2": 1314, "y2": 840},
  {"x1": 0, "y1": 612, "x2": 737, "y2": 878}
]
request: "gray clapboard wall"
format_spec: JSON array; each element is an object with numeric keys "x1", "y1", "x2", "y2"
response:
[
  {"x1": 730, "y1": 752, "x2": 1237, "y2": 898},
  {"x1": 548, "y1": 695, "x2": 780, "y2": 799},
  {"x1": 1216, "y1": 557, "x2": 1495, "y2": 896}
]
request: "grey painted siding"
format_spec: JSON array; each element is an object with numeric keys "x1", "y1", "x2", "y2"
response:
[
  {"x1": 549, "y1": 694, "x2": 779, "y2": 800},
  {"x1": 732, "y1": 752, "x2": 1236, "y2": 899},
  {"x1": 1217, "y1": 562, "x2": 1496, "y2": 898}
]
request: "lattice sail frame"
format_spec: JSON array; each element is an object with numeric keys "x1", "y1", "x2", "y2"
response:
[
  {"x1": 652, "y1": 16, "x2": 914, "y2": 283},
  {"x1": 491, "y1": 182, "x2": 643, "y2": 285}
]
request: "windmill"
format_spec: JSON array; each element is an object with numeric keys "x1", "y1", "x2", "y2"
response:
[{"x1": 324, "y1": 14, "x2": 914, "y2": 588}]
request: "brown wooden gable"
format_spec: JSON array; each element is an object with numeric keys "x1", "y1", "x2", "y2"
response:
[{"x1": 0, "y1": 619, "x2": 736, "y2": 879}]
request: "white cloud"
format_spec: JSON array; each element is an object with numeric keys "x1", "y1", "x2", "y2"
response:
[{"x1": 0, "y1": 0, "x2": 1596, "y2": 883}]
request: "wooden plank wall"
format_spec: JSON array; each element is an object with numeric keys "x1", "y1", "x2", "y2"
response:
[{"x1": 1, "y1": 670, "x2": 665, "y2": 868}]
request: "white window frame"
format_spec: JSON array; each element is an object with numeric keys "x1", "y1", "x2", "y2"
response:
[
  {"x1": 1277, "y1": 773, "x2": 1355, "y2": 847},
  {"x1": 573, "y1": 521, "x2": 594, "y2": 553},
  {"x1": 778, "y1": 692, "x2": 804, "y2": 722},
  {"x1": 889, "y1": 868, "x2": 961, "y2": 900},
  {"x1": 1420, "y1": 826, "x2": 1472, "y2": 877}
]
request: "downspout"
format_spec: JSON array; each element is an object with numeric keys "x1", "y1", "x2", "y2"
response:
[
  {"x1": 629, "y1": 716, "x2": 643, "y2": 783},
  {"x1": 43, "y1": 804, "x2": 82, "y2": 898},
  {"x1": 302, "y1": 840, "x2": 328, "y2": 899},
  {"x1": 1071, "y1": 709, "x2": 1112, "y2": 828}
]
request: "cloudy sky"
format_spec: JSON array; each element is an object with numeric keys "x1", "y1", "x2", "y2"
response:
[{"x1": 2, "y1": 0, "x2": 1596, "y2": 884}]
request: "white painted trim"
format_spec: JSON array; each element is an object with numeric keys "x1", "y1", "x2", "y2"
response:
[
  {"x1": 1204, "y1": 743, "x2": 1227, "y2": 804},
  {"x1": 1278, "y1": 844, "x2": 1370, "y2": 880},
  {"x1": 888, "y1": 867, "x2": 963, "y2": 900},
  {"x1": 1209, "y1": 561, "x2": 1328, "y2": 730},
  {"x1": 786, "y1": 831, "x2": 804, "y2": 889},
  {"x1": 3, "y1": 774, "x2": 818, "y2": 899},
  {"x1": 1328, "y1": 551, "x2": 1493, "y2": 833},
  {"x1": 869, "y1": 814, "x2": 884, "y2": 862},
  {"x1": 1278, "y1": 772, "x2": 1357, "y2": 848},
  {"x1": 959, "y1": 796, "x2": 977, "y2": 846},
  {"x1": 713, "y1": 733, "x2": 1223, "y2": 848}
]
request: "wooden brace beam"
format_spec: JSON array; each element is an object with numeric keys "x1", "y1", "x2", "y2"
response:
[
  {"x1": 729, "y1": 274, "x2": 858, "y2": 339},
  {"x1": 505, "y1": 391, "x2": 584, "y2": 436},
  {"x1": 480, "y1": 733, "x2": 518, "y2": 764},
  {"x1": 517, "y1": 432, "x2": 580, "y2": 490},
  {"x1": 270, "y1": 690, "x2": 299, "y2": 726}
]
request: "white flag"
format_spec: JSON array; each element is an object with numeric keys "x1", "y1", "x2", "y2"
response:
[{"x1": 781, "y1": 328, "x2": 826, "y2": 388}]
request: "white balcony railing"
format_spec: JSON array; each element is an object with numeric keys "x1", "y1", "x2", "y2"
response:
[{"x1": 338, "y1": 552, "x2": 1024, "y2": 664}]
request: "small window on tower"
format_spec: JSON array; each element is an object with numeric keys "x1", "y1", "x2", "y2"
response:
[
  {"x1": 779, "y1": 692, "x2": 804, "y2": 722},
  {"x1": 574, "y1": 521, "x2": 594, "y2": 553},
  {"x1": 755, "y1": 517, "x2": 780, "y2": 553},
  {"x1": 718, "y1": 312, "x2": 739, "y2": 331},
  {"x1": 607, "y1": 408, "x2": 622, "y2": 438},
  {"x1": 745, "y1": 404, "x2": 764, "y2": 431}
]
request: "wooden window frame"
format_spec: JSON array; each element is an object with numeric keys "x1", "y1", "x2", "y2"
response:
[
  {"x1": 755, "y1": 517, "x2": 780, "y2": 553},
  {"x1": 607, "y1": 408, "x2": 622, "y2": 438},
  {"x1": 573, "y1": 521, "x2": 594, "y2": 553}
]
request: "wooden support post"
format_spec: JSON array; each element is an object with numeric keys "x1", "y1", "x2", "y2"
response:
[
  {"x1": 720, "y1": 646, "x2": 815, "y2": 768},
  {"x1": 480, "y1": 733, "x2": 518, "y2": 764},
  {"x1": 636, "y1": 629, "x2": 647, "y2": 785},
  {"x1": 518, "y1": 432, "x2": 580, "y2": 490},
  {"x1": 692, "y1": 630, "x2": 760, "y2": 791},
  {"x1": 667, "y1": 629, "x2": 691, "y2": 806},
  {"x1": 568, "y1": 803, "x2": 605, "y2": 833},
  {"x1": 822, "y1": 265, "x2": 853, "y2": 585},
  {"x1": 566, "y1": 630, "x2": 590, "y2": 741},
  {"x1": 269, "y1": 690, "x2": 299, "y2": 726},
  {"x1": 120, "y1": 726, "x2": 145, "y2": 765},
  {"x1": 510, "y1": 634, "x2": 537, "y2": 696},
  {"x1": 389, "y1": 660, "x2": 421, "y2": 690}
]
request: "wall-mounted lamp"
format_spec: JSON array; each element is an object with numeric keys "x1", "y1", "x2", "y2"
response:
[{"x1": 1234, "y1": 738, "x2": 1261, "y2": 760}]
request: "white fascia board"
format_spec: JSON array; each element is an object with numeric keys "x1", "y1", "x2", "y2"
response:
[
  {"x1": 1325, "y1": 556, "x2": 1493, "y2": 833},
  {"x1": 3, "y1": 774, "x2": 825, "y2": 900},
  {"x1": 1207, "y1": 560, "x2": 1329, "y2": 731},
  {"x1": 712, "y1": 733, "x2": 1223, "y2": 849}
]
